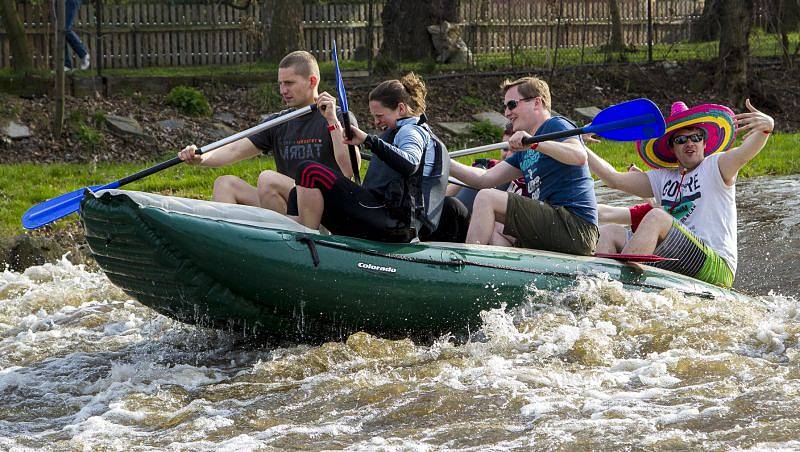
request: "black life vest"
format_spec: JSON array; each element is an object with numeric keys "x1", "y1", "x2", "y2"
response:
[{"x1": 381, "y1": 114, "x2": 449, "y2": 237}]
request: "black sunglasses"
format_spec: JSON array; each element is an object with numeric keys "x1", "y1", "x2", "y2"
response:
[
  {"x1": 502, "y1": 97, "x2": 536, "y2": 112},
  {"x1": 672, "y1": 133, "x2": 704, "y2": 145}
]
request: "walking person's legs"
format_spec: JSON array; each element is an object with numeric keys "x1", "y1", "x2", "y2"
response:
[{"x1": 64, "y1": 0, "x2": 89, "y2": 70}]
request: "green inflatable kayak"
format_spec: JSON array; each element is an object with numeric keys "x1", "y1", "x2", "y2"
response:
[{"x1": 80, "y1": 190, "x2": 748, "y2": 342}]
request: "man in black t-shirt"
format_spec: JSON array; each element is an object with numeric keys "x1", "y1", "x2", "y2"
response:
[{"x1": 178, "y1": 51, "x2": 359, "y2": 214}]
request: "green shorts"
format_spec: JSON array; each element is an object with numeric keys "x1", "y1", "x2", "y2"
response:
[
  {"x1": 503, "y1": 193, "x2": 598, "y2": 256},
  {"x1": 650, "y1": 220, "x2": 734, "y2": 288}
]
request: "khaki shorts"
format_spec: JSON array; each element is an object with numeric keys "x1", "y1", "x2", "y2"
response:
[{"x1": 503, "y1": 193, "x2": 598, "y2": 256}]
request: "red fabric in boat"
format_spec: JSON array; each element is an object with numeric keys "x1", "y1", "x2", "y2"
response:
[{"x1": 594, "y1": 253, "x2": 677, "y2": 262}]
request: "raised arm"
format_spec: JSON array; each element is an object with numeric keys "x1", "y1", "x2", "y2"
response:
[
  {"x1": 317, "y1": 92, "x2": 360, "y2": 179},
  {"x1": 586, "y1": 148, "x2": 653, "y2": 198},
  {"x1": 450, "y1": 160, "x2": 522, "y2": 189},
  {"x1": 718, "y1": 99, "x2": 774, "y2": 186}
]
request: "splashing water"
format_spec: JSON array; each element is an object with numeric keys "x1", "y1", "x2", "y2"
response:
[
  {"x1": 2, "y1": 176, "x2": 799, "y2": 449},
  {"x1": 1, "y1": 256, "x2": 798, "y2": 450}
]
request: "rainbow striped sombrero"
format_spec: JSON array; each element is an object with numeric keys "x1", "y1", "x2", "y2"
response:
[{"x1": 637, "y1": 102, "x2": 736, "y2": 169}]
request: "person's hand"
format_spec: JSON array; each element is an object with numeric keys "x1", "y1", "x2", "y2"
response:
[
  {"x1": 315, "y1": 92, "x2": 338, "y2": 125},
  {"x1": 582, "y1": 132, "x2": 601, "y2": 144},
  {"x1": 507, "y1": 130, "x2": 534, "y2": 151},
  {"x1": 342, "y1": 125, "x2": 368, "y2": 146},
  {"x1": 735, "y1": 99, "x2": 774, "y2": 140},
  {"x1": 178, "y1": 144, "x2": 203, "y2": 165}
]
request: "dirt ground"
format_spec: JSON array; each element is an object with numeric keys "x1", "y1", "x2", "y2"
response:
[{"x1": 2, "y1": 59, "x2": 798, "y2": 165}]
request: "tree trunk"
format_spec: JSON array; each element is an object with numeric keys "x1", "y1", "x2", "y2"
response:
[
  {"x1": 691, "y1": 0, "x2": 722, "y2": 42},
  {"x1": 260, "y1": 0, "x2": 304, "y2": 62},
  {"x1": 774, "y1": 0, "x2": 800, "y2": 67},
  {"x1": 608, "y1": 0, "x2": 625, "y2": 51},
  {"x1": 0, "y1": 0, "x2": 34, "y2": 71},
  {"x1": 716, "y1": 0, "x2": 754, "y2": 102},
  {"x1": 379, "y1": 0, "x2": 460, "y2": 61}
]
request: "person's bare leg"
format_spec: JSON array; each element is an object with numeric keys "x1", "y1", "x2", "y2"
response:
[
  {"x1": 296, "y1": 186, "x2": 324, "y2": 230},
  {"x1": 621, "y1": 209, "x2": 673, "y2": 255},
  {"x1": 466, "y1": 190, "x2": 508, "y2": 245},
  {"x1": 597, "y1": 224, "x2": 629, "y2": 254},
  {"x1": 257, "y1": 170, "x2": 295, "y2": 214},
  {"x1": 489, "y1": 221, "x2": 514, "y2": 246},
  {"x1": 445, "y1": 183, "x2": 462, "y2": 197},
  {"x1": 212, "y1": 175, "x2": 259, "y2": 206}
]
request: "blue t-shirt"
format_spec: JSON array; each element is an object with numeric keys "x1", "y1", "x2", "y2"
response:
[{"x1": 504, "y1": 116, "x2": 598, "y2": 225}]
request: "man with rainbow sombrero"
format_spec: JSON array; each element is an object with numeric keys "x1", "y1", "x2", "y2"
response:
[{"x1": 587, "y1": 99, "x2": 774, "y2": 288}]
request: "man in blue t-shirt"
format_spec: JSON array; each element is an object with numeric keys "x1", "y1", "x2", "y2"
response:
[{"x1": 449, "y1": 76, "x2": 598, "y2": 255}]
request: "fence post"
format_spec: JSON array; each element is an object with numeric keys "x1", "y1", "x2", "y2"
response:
[
  {"x1": 507, "y1": 0, "x2": 514, "y2": 67},
  {"x1": 580, "y1": 0, "x2": 588, "y2": 65},
  {"x1": 647, "y1": 0, "x2": 653, "y2": 63},
  {"x1": 54, "y1": 0, "x2": 65, "y2": 136},
  {"x1": 367, "y1": 0, "x2": 373, "y2": 75},
  {"x1": 552, "y1": 0, "x2": 563, "y2": 75},
  {"x1": 95, "y1": 0, "x2": 102, "y2": 76}
]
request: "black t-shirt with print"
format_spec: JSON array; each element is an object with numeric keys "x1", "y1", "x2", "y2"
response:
[{"x1": 248, "y1": 107, "x2": 358, "y2": 177}]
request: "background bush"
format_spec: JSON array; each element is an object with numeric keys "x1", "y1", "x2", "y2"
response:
[{"x1": 166, "y1": 86, "x2": 212, "y2": 117}]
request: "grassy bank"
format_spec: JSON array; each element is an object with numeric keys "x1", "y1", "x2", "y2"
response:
[{"x1": 2, "y1": 133, "x2": 799, "y2": 236}]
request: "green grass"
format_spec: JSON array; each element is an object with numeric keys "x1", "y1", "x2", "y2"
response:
[
  {"x1": 473, "y1": 31, "x2": 800, "y2": 69},
  {"x1": 0, "y1": 157, "x2": 273, "y2": 236},
  {"x1": 2, "y1": 133, "x2": 798, "y2": 237},
  {"x1": 0, "y1": 68, "x2": 52, "y2": 78},
  {"x1": 77, "y1": 59, "x2": 371, "y2": 79}
]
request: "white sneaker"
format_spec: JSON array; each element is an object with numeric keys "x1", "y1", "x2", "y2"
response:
[
  {"x1": 64, "y1": 66, "x2": 73, "y2": 72},
  {"x1": 80, "y1": 54, "x2": 90, "y2": 70}
]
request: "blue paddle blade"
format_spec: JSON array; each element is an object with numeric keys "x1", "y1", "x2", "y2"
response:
[
  {"x1": 22, "y1": 182, "x2": 120, "y2": 229},
  {"x1": 584, "y1": 98, "x2": 665, "y2": 141},
  {"x1": 331, "y1": 40, "x2": 348, "y2": 113}
]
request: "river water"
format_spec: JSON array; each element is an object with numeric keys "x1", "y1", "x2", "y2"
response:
[{"x1": 2, "y1": 176, "x2": 799, "y2": 450}]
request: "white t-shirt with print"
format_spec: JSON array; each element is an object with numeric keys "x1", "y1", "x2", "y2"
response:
[{"x1": 646, "y1": 153, "x2": 737, "y2": 273}]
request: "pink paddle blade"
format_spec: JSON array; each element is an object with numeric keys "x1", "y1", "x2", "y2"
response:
[{"x1": 594, "y1": 253, "x2": 678, "y2": 263}]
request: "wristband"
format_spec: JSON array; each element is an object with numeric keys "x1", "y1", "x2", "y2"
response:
[
  {"x1": 327, "y1": 123, "x2": 339, "y2": 132},
  {"x1": 530, "y1": 143, "x2": 539, "y2": 150}
]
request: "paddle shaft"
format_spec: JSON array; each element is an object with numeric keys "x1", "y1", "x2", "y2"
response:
[
  {"x1": 117, "y1": 105, "x2": 316, "y2": 186},
  {"x1": 365, "y1": 116, "x2": 646, "y2": 187},
  {"x1": 448, "y1": 111, "x2": 659, "y2": 159},
  {"x1": 21, "y1": 105, "x2": 317, "y2": 230},
  {"x1": 331, "y1": 39, "x2": 360, "y2": 184},
  {"x1": 341, "y1": 112, "x2": 361, "y2": 184}
]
